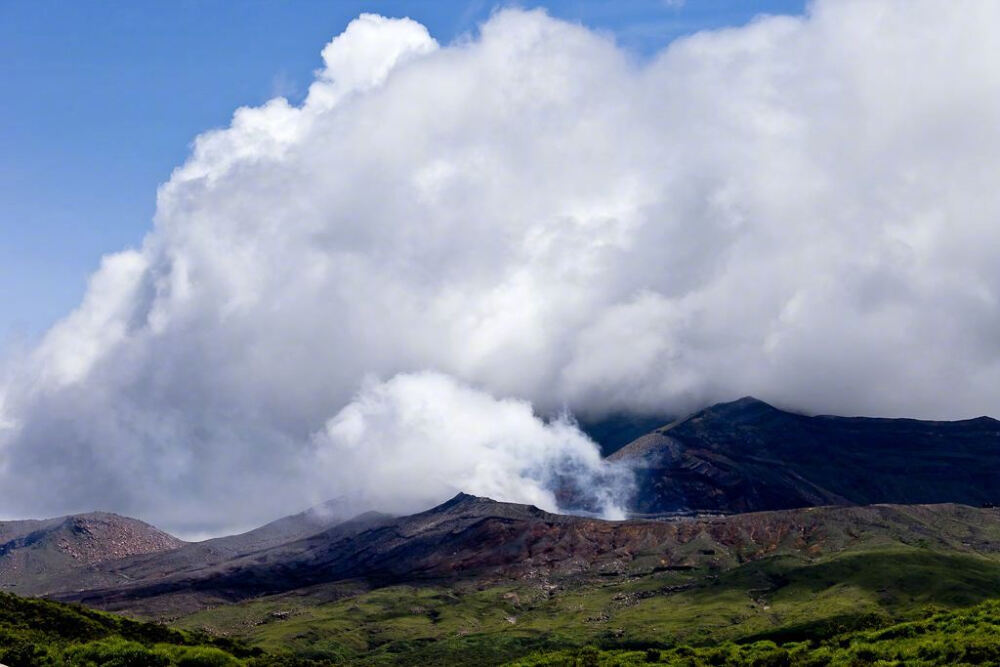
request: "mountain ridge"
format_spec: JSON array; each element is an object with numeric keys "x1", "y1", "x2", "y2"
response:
[
  {"x1": 45, "y1": 493, "x2": 1000, "y2": 618},
  {"x1": 609, "y1": 396, "x2": 1000, "y2": 515},
  {"x1": 4, "y1": 396, "x2": 1000, "y2": 618}
]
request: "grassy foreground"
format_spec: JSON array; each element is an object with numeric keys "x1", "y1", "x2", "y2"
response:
[
  {"x1": 174, "y1": 545, "x2": 1000, "y2": 665},
  {"x1": 6, "y1": 533, "x2": 1000, "y2": 665},
  {"x1": 508, "y1": 599, "x2": 1000, "y2": 666},
  {"x1": 6, "y1": 590, "x2": 1000, "y2": 666},
  {"x1": 0, "y1": 591, "x2": 267, "y2": 666}
]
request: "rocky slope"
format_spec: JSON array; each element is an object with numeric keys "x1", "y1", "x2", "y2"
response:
[
  {"x1": 0, "y1": 512, "x2": 185, "y2": 593},
  {"x1": 4, "y1": 499, "x2": 351, "y2": 597},
  {"x1": 55, "y1": 494, "x2": 1000, "y2": 616},
  {"x1": 609, "y1": 396, "x2": 1000, "y2": 514}
]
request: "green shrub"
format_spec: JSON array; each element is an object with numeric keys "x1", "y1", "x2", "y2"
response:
[
  {"x1": 63, "y1": 637, "x2": 171, "y2": 667},
  {"x1": 960, "y1": 638, "x2": 1000, "y2": 664},
  {"x1": 167, "y1": 644, "x2": 243, "y2": 666},
  {"x1": 577, "y1": 645, "x2": 600, "y2": 667},
  {"x1": 0, "y1": 638, "x2": 56, "y2": 667}
]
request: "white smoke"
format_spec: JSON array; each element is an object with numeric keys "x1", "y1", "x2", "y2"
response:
[
  {"x1": 309, "y1": 372, "x2": 631, "y2": 519},
  {"x1": 3, "y1": 2, "x2": 1000, "y2": 534}
]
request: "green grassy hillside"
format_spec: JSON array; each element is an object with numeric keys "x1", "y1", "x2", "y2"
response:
[
  {"x1": 176, "y1": 544, "x2": 1000, "y2": 665},
  {"x1": 507, "y1": 599, "x2": 1000, "y2": 665},
  {"x1": 12, "y1": 501, "x2": 1000, "y2": 665},
  {"x1": 0, "y1": 591, "x2": 260, "y2": 666},
  {"x1": 7, "y1": 546, "x2": 1000, "y2": 665}
]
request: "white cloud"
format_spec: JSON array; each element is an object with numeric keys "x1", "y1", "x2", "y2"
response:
[
  {"x1": 309, "y1": 372, "x2": 632, "y2": 519},
  {"x1": 3, "y1": 2, "x2": 1000, "y2": 534}
]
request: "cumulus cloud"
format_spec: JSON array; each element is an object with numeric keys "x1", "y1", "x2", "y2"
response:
[{"x1": 3, "y1": 1, "x2": 1000, "y2": 534}]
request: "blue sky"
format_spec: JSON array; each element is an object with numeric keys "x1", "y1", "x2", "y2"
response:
[{"x1": 0, "y1": 0, "x2": 806, "y2": 343}]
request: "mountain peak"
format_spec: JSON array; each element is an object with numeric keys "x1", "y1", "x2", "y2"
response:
[
  {"x1": 614, "y1": 396, "x2": 1000, "y2": 515},
  {"x1": 710, "y1": 396, "x2": 780, "y2": 413},
  {"x1": 0, "y1": 512, "x2": 185, "y2": 595},
  {"x1": 442, "y1": 491, "x2": 480, "y2": 505},
  {"x1": 416, "y1": 493, "x2": 557, "y2": 523},
  {"x1": 730, "y1": 395, "x2": 773, "y2": 407},
  {"x1": 668, "y1": 396, "x2": 784, "y2": 430},
  {"x1": 430, "y1": 492, "x2": 485, "y2": 512}
]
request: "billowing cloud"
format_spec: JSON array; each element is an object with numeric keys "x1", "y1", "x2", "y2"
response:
[
  {"x1": 3, "y1": 2, "x2": 1000, "y2": 534},
  {"x1": 309, "y1": 372, "x2": 632, "y2": 520}
]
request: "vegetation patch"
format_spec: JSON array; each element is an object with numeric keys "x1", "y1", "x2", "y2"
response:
[
  {"x1": 174, "y1": 546, "x2": 1000, "y2": 665},
  {"x1": 0, "y1": 592, "x2": 256, "y2": 666},
  {"x1": 505, "y1": 598, "x2": 1000, "y2": 665}
]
